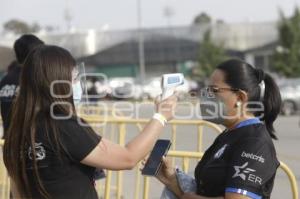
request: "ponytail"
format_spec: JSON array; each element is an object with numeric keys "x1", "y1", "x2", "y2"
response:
[{"x1": 261, "y1": 73, "x2": 282, "y2": 140}]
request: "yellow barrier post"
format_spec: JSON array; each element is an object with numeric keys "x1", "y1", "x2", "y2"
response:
[
  {"x1": 197, "y1": 125, "x2": 203, "y2": 152},
  {"x1": 116, "y1": 123, "x2": 126, "y2": 199},
  {"x1": 104, "y1": 170, "x2": 112, "y2": 199},
  {"x1": 171, "y1": 125, "x2": 177, "y2": 150},
  {"x1": 134, "y1": 122, "x2": 143, "y2": 199},
  {"x1": 134, "y1": 162, "x2": 142, "y2": 199},
  {"x1": 143, "y1": 176, "x2": 150, "y2": 199},
  {"x1": 279, "y1": 161, "x2": 299, "y2": 199},
  {"x1": 182, "y1": 157, "x2": 190, "y2": 173},
  {"x1": 171, "y1": 125, "x2": 177, "y2": 166}
]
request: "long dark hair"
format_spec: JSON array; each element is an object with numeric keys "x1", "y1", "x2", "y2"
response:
[
  {"x1": 3, "y1": 45, "x2": 77, "y2": 198},
  {"x1": 217, "y1": 59, "x2": 282, "y2": 139}
]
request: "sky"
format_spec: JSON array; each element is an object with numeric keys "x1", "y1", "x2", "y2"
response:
[{"x1": 0, "y1": 0, "x2": 299, "y2": 32}]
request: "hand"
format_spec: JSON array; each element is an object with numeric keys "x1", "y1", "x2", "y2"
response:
[
  {"x1": 141, "y1": 156, "x2": 175, "y2": 186},
  {"x1": 141, "y1": 157, "x2": 183, "y2": 197},
  {"x1": 155, "y1": 94, "x2": 178, "y2": 121},
  {"x1": 155, "y1": 156, "x2": 176, "y2": 186}
]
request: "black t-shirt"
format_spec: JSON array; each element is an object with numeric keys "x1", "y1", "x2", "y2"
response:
[
  {"x1": 0, "y1": 65, "x2": 21, "y2": 137},
  {"x1": 195, "y1": 123, "x2": 279, "y2": 199},
  {"x1": 26, "y1": 115, "x2": 101, "y2": 199}
]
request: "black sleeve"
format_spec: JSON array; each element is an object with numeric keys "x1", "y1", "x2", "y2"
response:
[
  {"x1": 0, "y1": 76, "x2": 16, "y2": 136},
  {"x1": 58, "y1": 118, "x2": 101, "y2": 162},
  {"x1": 225, "y1": 138, "x2": 278, "y2": 197}
]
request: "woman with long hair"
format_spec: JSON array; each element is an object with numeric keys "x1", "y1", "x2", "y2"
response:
[{"x1": 3, "y1": 45, "x2": 177, "y2": 199}]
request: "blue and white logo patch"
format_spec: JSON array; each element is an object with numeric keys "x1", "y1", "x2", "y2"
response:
[{"x1": 214, "y1": 144, "x2": 228, "y2": 159}]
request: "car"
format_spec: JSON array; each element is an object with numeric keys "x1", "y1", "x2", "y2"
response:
[
  {"x1": 84, "y1": 77, "x2": 111, "y2": 101},
  {"x1": 279, "y1": 78, "x2": 300, "y2": 116},
  {"x1": 109, "y1": 77, "x2": 142, "y2": 100},
  {"x1": 141, "y1": 78, "x2": 162, "y2": 100}
]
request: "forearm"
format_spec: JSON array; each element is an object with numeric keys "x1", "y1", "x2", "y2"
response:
[
  {"x1": 165, "y1": 174, "x2": 184, "y2": 198},
  {"x1": 165, "y1": 175, "x2": 223, "y2": 199},
  {"x1": 125, "y1": 118, "x2": 164, "y2": 164},
  {"x1": 166, "y1": 181, "x2": 224, "y2": 199}
]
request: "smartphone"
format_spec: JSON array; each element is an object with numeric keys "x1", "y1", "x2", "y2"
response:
[{"x1": 142, "y1": 139, "x2": 172, "y2": 176}]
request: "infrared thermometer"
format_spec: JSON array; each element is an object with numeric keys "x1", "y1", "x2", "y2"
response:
[{"x1": 161, "y1": 73, "x2": 184, "y2": 100}]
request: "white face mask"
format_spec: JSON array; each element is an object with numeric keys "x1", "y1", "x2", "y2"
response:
[{"x1": 72, "y1": 81, "x2": 83, "y2": 105}]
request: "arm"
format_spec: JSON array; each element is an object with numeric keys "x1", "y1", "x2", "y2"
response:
[
  {"x1": 81, "y1": 95, "x2": 177, "y2": 170},
  {"x1": 153, "y1": 157, "x2": 184, "y2": 197},
  {"x1": 81, "y1": 119, "x2": 165, "y2": 170},
  {"x1": 157, "y1": 163, "x2": 249, "y2": 199},
  {"x1": 165, "y1": 171, "x2": 184, "y2": 198}
]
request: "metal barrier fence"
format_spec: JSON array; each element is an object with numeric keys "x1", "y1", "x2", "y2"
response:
[
  {"x1": 82, "y1": 116, "x2": 222, "y2": 199},
  {"x1": 0, "y1": 117, "x2": 298, "y2": 199}
]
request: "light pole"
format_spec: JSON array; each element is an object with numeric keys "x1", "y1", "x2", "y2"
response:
[
  {"x1": 137, "y1": 0, "x2": 146, "y2": 85},
  {"x1": 163, "y1": 6, "x2": 174, "y2": 27},
  {"x1": 64, "y1": 0, "x2": 72, "y2": 32}
]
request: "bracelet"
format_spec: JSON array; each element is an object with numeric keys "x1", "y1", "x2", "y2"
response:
[{"x1": 153, "y1": 113, "x2": 167, "y2": 126}]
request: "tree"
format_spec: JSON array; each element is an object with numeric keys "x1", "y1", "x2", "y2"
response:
[
  {"x1": 272, "y1": 7, "x2": 300, "y2": 77},
  {"x1": 194, "y1": 29, "x2": 227, "y2": 80},
  {"x1": 3, "y1": 19, "x2": 41, "y2": 34},
  {"x1": 193, "y1": 12, "x2": 212, "y2": 25},
  {"x1": 45, "y1": 25, "x2": 56, "y2": 33},
  {"x1": 216, "y1": 19, "x2": 225, "y2": 25},
  {"x1": 31, "y1": 22, "x2": 41, "y2": 33}
]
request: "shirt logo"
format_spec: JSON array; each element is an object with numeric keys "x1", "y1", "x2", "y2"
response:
[
  {"x1": 233, "y1": 162, "x2": 262, "y2": 184},
  {"x1": 28, "y1": 142, "x2": 46, "y2": 161},
  {"x1": 0, "y1": 85, "x2": 18, "y2": 98},
  {"x1": 214, "y1": 144, "x2": 228, "y2": 159},
  {"x1": 241, "y1": 151, "x2": 265, "y2": 163}
]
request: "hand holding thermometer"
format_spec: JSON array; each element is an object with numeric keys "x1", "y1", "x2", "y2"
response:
[{"x1": 161, "y1": 73, "x2": 184, "y2": 100}]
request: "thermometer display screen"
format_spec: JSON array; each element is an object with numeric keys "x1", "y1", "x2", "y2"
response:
[{"x1": 167, "y1": 76, "x2": 180, "y2": 84}]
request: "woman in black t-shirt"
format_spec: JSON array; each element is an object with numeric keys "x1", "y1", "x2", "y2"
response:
[
  {"x1": 3, "y1": 45, "x2": 177, "y2": 199},
  {"x1": 153, "y1": 59, "x2": 282, "y2": 199}
]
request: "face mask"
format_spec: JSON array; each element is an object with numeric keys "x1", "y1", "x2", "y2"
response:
[
  {"x1": 199, "y1": 93, "x2": 229, "y2": 125},
  {"x1": 72, "y1": 81, "x2": 83, "y2": 105}
]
